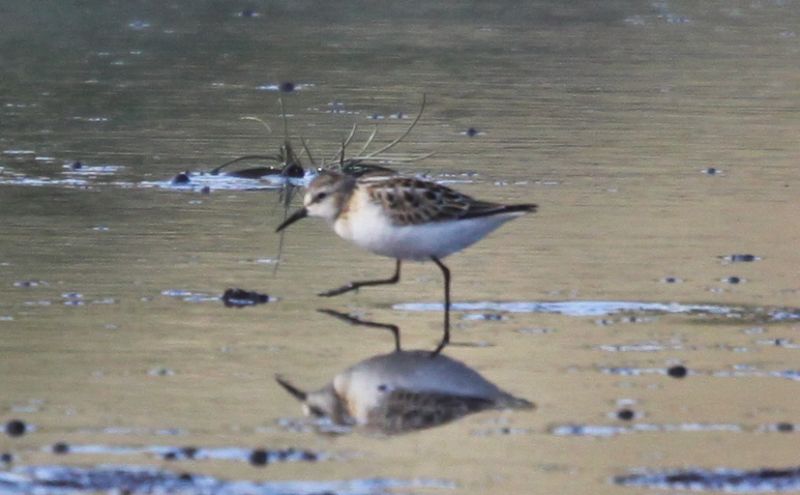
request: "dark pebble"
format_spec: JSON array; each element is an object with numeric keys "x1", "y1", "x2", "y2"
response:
[
  {"x1": 240, "y1": 9, "x2": 256, "y2": 17},
  {"x1": 617, "y1": 408, "x2": 635, "y2": 421},
  {"x1": 181, "y1": 446, "x2": 198, "y2": 459},
  {"x1": 726, "y1": 276, "x2": 741, "y2": 284},
  {"x1": 279, "y1": 82, "x2": 295, "y2": 93},
  {"x1": 730, "y1": 254, "x2": 756, "y2": 262},
  {"x1": 200, "y1": 186, "x2": 210, "y2": 194},
  {"x1": 178, "y1": 472, "x2": 193, "y2": 482},
  {"x1": 1, "y1": 452, "x2": 12, "y2": 463},
  {"x1": 667, "y1": 365, "x2": 688, "y2": 379},
  {"x1": 776, "y1": 422, "x2": 794, "y2": 432},
  {"x1": 52, "y1": 442, "x2": 70, "y2": 454},
  {"x1": 277, "y1": 447, "x2": 295, "y2": 460},
  {"x1": 71, "y1": 161, "x2": 83, "y2": 170},
  {"x1": 163, "y1": 451, "x2": 177, "y2": 461},
  {"x1": 249, "y1": 448, "x2": 269, "y2": 466},
  {"x1": 300, "y1": 450, "x2": 318, "y2": 462},
  {"x1": 704, "y1": 167, "x2": 718, "y2": 175},
  {"x1": 663, "y1": 277, "x2": 678, "y2": 284},
  {"x1": 465, "y1": 127, "x2": 479, "y2": 137},
  {"x1": 222, "y1": 288, "x2": 270, "y2": 308},
  {"x1": 171, "y1": 172, "x2": 190, "y2": 185},
  {"x1": 5, "y1": 419, "x2": 26, "y2": 437}
]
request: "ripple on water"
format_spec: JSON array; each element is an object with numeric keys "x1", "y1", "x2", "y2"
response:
[
  {"x1": 720, "y1": 254, "x2": 761, "y2": 264},
  {"x1": 62, "y1": 162, "x2": 124, "y2": 176},
  {"x1": 256, "y1": 82, "x2": 314, "y2": 92},
  {"x1": 35, "y1": 443, "x2": 328, "y2": 465},
  {"x1": 0, "y1": 175, "x2": 90, "y2": 188},
  {"x1": 160, "y1": 289, "x2": 220, "y2": 304},
  {"x1": 393, "y1": 300, "x2": 800, "y2": 322},
  {"x1": 600, "y1": 364, "x2": 800, "y2": 382},
  {"x1": 614, "y1": 466, "x2": 800, "y2": 492},
  {"x1": 0, "y1": 465, "x2": 454, "y2": 495},
  {"x1": 550, "y1": 422, "x2": 742, "y2": 438},
  {"x1": 142, "y1": 170, "x2": 308, "y2": 192}
]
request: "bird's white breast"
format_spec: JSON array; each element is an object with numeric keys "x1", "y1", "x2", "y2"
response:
[{"x1": 334, "y1": 192, "x2": 523, "y2": 261}]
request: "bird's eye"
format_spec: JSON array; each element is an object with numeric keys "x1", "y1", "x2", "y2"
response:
[{"x1": 314, "y1": 192, "x2": 328, "y2": 202}]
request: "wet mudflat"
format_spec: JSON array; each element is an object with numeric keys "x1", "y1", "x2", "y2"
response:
[{"x1": 2, "y1": 1, "x2": 800, "y2": 494}]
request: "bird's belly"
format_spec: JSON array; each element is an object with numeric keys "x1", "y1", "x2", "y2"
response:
[{"x1": 338, "y1": 215, "x2": 514, "y2": 261}]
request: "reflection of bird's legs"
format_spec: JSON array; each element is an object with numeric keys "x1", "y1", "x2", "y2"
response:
[
  {"x1": 430, "y1": 256, "x2": 450, "y2": 357},
  {"x1": 318, "y1": 308, "x2": 401, "y2": 352},
  {"x1": 318, "y1": 259, "x2": 402, "y2": 297}
]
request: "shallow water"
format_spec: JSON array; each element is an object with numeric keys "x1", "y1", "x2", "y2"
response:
[{"x1": 2, "y1": 1, "x2": 800, "y2": 494}]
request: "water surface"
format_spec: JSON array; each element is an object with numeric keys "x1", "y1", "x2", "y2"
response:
[{"x1": 2, "y1": 1, "x2": 799, "y2": 493}]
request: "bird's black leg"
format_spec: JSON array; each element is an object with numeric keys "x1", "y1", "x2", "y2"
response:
[
  {"x1": 317, "y1": 308, "x2": 401, "y2": 352},
  {"x1": 318, "y1": 259, "x2": 402, "y2": 297},
  {"x1": 430, "y1": 256, "x2": 450, "y2": 356}
]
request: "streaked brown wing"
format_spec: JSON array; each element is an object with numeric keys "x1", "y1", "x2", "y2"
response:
[
  {"x1": 369, "y1": 388, "x2": 496, "y2": 434},
  {"x1": 362, "y1": 177, "x2": 504, "y2": 225}
]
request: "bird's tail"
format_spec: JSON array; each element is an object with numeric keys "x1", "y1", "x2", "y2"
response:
[
  {"x1": 497, "y1": 394, "x2": 536, "y2": 410},
  {"x1": 506, "y1": 203, "x2": 537, "y2": 214}
]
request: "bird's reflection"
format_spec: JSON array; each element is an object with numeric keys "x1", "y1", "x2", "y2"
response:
[{"x1": 276, "y1": 310, "x2": 534, "y2": 435}]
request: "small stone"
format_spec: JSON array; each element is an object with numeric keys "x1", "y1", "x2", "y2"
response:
[
  {"x1": 71, "y1": 161, "x2": 83, "y2": 170},
  {"x1": 667, "y1": 365, "x2": 688, "y2": 378},
  {"x1": 249, "y1": 448, "x2": 269, "y2": 466},
  {"x1": 200, "y1": 186, "x2": 210, "y2": 194},
  {"x1": 5, "y1": 420, "x2": 26, "y2": 437},
  {"x1": 52, "y1": 442, "x2": 70, "y2": 454},
  {"x1": 181, "y1": 446, "x2": 198, "y2": 459},
  {"x1": 725, "y1": 276, "x2": 741, "y2": 284},
  {"x1": 465, "y1": 127, "x2": 479, "y2": 137},
  {"x1": 163, "y1": 451, "x2": 177, "y2": 461},
  {"x1": 222, "y1": 288, "x2": 270, "y2": 308},
  {"x1": 178, "y1": 472, "x2": 193, "y2": 482},
  {"x1": 0, "y1": 452, "x2": 12, "y2": 463},
  {"x1": 617, "y1": 408, "x2": 635, "y2": 421},
  {"x1": 279, "y1": 82, "x2": 295, "y2": 93},
  {"x1": 148, "y1": 367, "x2": 175, "y2": 376},
  {"x1": 776, "y1": 422, "x2": 794, "y2": 432},
  {"x1": 300, "y1": 450, "x2": 318, "y2": 462},
  {"x1": 277, "y1": 447, "x2": 295, "y2": 460},
  {"x1": 171, "y1": 172, "x2": 190, "y2": 185}
]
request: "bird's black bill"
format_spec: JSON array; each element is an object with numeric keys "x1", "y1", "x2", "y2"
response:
[
  {"x1": 275, "y1": 207, "x2": 307, "y2": 232},
  {"x1": 275, "y1": 375, "x2": 307, "y2": 401}
]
